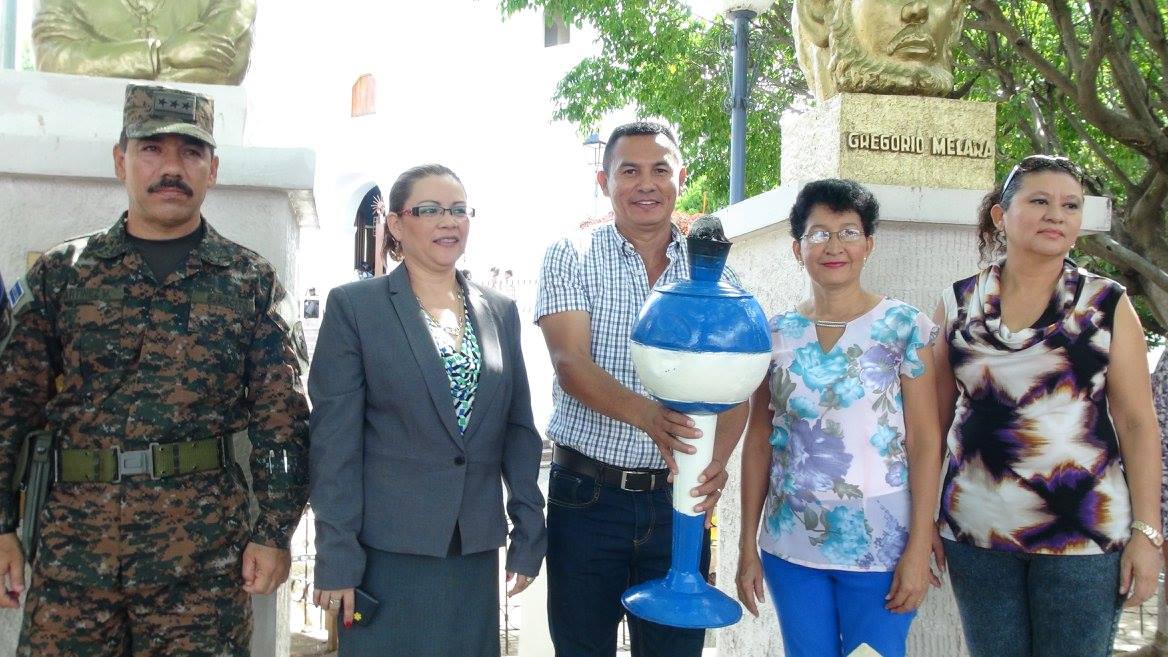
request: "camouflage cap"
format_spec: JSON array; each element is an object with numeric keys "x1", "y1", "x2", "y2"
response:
[{"x1": 123, "y1": 84, "x2": 216, "y2": 147}]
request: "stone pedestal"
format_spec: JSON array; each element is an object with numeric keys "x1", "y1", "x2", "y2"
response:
[
  {"x1": 712, "y1": 93, "x2": 1110, "y2": 657},
  {"x1": 0, "y1": 70, "x2": 316, "y2": 657},
  {"x1": 781, "y1": 93, "x2": 996, "y2": 190}
]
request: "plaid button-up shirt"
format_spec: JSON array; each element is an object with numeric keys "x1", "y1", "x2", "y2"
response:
[{"x1": 534, "y1": 222, "x2": 738, "y2": 469}]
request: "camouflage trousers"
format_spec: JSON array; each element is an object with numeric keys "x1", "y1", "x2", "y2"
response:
[{"x1": 17, "y1": 571, "x2": 252, "y2": 657}]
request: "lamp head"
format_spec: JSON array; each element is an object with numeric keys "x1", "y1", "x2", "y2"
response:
[{"x1": 717, "y1": 0, "x2": 774, "y2": 15}]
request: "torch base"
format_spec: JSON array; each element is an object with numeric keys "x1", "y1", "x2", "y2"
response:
[
  {"x1": 621, "y1": 512, "x2": 742, "y2": 629},
  {"x1": 621, "y1": 577, "x2": 743, "y2": 629}
]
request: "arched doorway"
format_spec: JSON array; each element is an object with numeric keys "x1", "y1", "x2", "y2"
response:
[{"x1": 353, "y1": 185, "x2": 382, "y2": 278}]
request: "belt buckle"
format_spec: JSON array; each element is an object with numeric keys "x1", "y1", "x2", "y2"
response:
[
  {"x1": 114, "y1": 444, "x2": 158, "y2": 482},
  {"x1": 620, "y1": 470, "x2": 648, "y2": 492}
]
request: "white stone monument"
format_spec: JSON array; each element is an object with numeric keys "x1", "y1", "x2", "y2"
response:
[
  {"x1": 713, "y1": 92, "x2": 1110, "y2": 656},
  {"x1": 0, "y1": 69, "x2": 316, "y2": 657}
]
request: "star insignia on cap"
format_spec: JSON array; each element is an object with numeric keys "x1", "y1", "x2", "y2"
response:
[
  {"x1": 182, "y1": 101, "x2": 192, "y2": 110},
  {"x1": 169, "y1": 100, "x2": 179, "y2": 108}
]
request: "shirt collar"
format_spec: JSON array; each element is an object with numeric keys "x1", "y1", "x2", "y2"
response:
[
  {"x1": 89, "y1": 213, "x2": 233, "y2": 267},
  {"x1": 608, "y1": 222, "x2": 685, "y2": 257}
]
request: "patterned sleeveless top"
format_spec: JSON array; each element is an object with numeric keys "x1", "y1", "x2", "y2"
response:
[
  {"x1": 939, "y1": 259, "x2": 1130, "y2": 555},
  {"x1": 421, "y1": 302, "x2": 482, "y2": 434}
]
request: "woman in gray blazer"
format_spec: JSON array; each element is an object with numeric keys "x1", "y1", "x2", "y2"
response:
[{"x1": 308, "y1": 164, "x2": 546, "y2": 657}]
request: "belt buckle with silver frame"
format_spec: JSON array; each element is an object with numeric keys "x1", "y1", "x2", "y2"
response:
[{"x1": 620, "y1": 470, "x2": 652, "y2": 492}]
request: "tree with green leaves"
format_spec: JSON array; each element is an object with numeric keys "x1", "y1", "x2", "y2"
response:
[{"x1": 499, "y1": 0, "x2": 1168, "y2": 339}]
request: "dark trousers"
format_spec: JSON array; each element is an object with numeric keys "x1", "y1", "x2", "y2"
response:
[
  {"x1": 944, "y1": 538, "x2": 1123, "y2": 657},
  {"x1": 546, "y1": 463, "x2": 710, "y2": 657}
]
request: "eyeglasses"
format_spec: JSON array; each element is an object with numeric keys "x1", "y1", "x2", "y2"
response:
[
  {"x1": 401, "y1": 205, "x2": 476, "y2": 219},
  {"x1": 801, "y1": 227, "x2": 866, "y2": 245},
  {"x1": 1002, "y1": 155, "x2": 1082, "y2": 195}
]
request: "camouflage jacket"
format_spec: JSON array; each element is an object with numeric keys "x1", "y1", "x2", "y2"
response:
[{"x1": 0, "y1": 216, "x2": 309, "y2": 586}]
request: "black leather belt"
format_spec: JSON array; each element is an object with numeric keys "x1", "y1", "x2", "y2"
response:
[{"x1": 552, "y1": 445, "x2": 670, "y2": 492}]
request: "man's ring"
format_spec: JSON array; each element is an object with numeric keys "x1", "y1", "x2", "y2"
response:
[{"x1": 328, "y1": 599, "x2": 340, "y2": 608}]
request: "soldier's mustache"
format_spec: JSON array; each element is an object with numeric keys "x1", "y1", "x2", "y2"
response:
[{"x1": 148, "y1": 178, "x2": 193, "y2": 196}]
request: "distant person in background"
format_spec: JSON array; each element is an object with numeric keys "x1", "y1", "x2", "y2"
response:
[
  {"x1": 502, "y1": 269, "x2": 516, "y2": 299},
  {"x1": 303, "y1": 287, "x2": 320, "y2": 320},
  {"x1": 488, "y1": 267, "x2": 501, "y2": 291},
  {"x1": 310, "y1": 164, "x2": 545, "y2": 657}
]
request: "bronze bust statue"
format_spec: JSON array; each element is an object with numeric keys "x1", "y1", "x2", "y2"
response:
[
  {"x1": 793, "y1": 0, "x2": 969, "y2": 101},
  {"x1": 32, "y1": 0, "x2": 257, "y2": 85}
]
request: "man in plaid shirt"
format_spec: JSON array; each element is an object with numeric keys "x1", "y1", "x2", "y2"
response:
[{"x1": 535, "y1": 121, "x2": 749, "y2": 657}]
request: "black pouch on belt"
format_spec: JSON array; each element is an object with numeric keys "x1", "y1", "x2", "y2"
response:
[{"x1": 14, "y1": 430, "x2": 53, "y2": 563}]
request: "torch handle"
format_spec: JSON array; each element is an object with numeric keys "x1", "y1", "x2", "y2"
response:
[{"x1": 673, "y1": 413, "x2": 718, "y2": 516}]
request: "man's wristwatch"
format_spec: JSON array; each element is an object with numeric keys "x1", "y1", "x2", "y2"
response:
[{"x1": 1131, "y1": 520, "x2": 1164, "y2": 548}]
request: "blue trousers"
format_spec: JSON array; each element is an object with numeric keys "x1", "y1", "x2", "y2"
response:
[
  {"x1": 545, "y1": 463, "x2": 709, "y2": 657},
  {"x1": 944, "y1": 538, "x2": 1122, "y2": 657},
  {"x1": 760, "y1": 551, "x2": 915, "y2": 657}
]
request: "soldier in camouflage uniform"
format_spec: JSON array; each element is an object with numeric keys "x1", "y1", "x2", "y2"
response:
[{"x1": 0, "y1": 84, "x2": 310, "y2": 656}]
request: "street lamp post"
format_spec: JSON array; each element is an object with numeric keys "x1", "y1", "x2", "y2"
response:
[
  {"x1": 583, "y1": 132, "x2": 606, "y2": 217},
  {"x1": 717, "y1": 0, "x2": 774, "y2": 204}
]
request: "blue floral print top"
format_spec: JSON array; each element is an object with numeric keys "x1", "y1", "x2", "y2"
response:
[{"x1": 759, "y1": 298, "x2": 937, "y2": 571}]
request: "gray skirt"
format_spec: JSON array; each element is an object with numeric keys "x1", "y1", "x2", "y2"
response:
[{"x1": 338, "y1": 544, "x2": 500, "y2": 657}]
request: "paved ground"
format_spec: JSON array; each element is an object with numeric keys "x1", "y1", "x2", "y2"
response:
[
  {"x1": 1114, "y1": 591, "x2": 1162, "y2": 655},
  {"x1": 291, "y1": 587, "x2": 1164, "y2": 657}
]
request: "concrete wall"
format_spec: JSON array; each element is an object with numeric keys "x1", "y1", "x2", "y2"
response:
[{"x1": 1, "y1": 177, "x2": 300, "y2": 284}]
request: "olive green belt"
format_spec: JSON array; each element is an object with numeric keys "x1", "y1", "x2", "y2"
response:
[{"x1": 57, "y1": 437, "x2": 228, "y2": 483}]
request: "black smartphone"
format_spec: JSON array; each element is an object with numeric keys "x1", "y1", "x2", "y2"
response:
[{"x1": 352, "y1": 588, "x2": 380, "y2": 625}]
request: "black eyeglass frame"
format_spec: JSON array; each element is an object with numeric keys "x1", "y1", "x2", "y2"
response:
[{"x1": 401, "y1": 205, "x2": 477, "y2": 219}]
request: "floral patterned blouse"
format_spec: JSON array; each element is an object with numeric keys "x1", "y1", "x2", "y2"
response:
[{"x1": 760, "y1": 298, "x2": 937, "y2": 571}]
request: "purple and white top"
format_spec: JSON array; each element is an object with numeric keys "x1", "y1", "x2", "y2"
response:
[
  {"x1": 760, "y1": 298, "x2": 936, "y2": 571},
  {"x1": 940, "y1": 259, "x2": 1131, "y2": 555}
]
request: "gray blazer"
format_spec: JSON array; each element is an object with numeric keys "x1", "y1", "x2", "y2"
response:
[{"x1": 308, "y1": 266, "x2": 546, "y2": 589}]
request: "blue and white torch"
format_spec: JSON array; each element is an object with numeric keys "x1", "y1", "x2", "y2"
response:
[{"x1": 622, "y1": 215, "x2": 771, "y2": 628}]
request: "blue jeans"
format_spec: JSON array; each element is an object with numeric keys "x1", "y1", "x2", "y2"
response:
[
  {"x1": 944, "y1": 538, "x2": 1123, "y2": 657},
  {"x1": 760, "y1": 551, "x2": 916, "y2": 657},
  {"x1": 546, "y1": 463, "x2": 709, "y2": 657}
]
